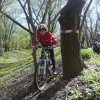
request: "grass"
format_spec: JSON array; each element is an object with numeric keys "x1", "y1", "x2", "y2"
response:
[
  {"x1": 0, "y1": 49, "x2": 32, "y2": 63},
  {"x1": 80, "y1": 69, "x2": 100, "y2": 84},
  {"x1": 90, "y1": 58, "x2": 100, "y2": 66},
  {"x1": 81, "y1": 49, "x2": 100, "y2": 66},
  {"x1": 68, "y1": 88, "x2": 82, "y2": 100},
  {"x1": 0, "y1": 62, "x2": 34, "y2": 85},
  {"x1": 80, "y1": 49, "x2": 93, "y2": 60},
  {"x1": 0, "y1": 53, "x2": 16, "y2": 63},
  {"x1": 0, "y1": 57, "x2": 33, "y2": 85},
  {"x1": 80, "y1": 69, "x2": 100, "y2": 100},
  {"x1": 0, "y1": 57, "x2": 33, "y2": 77},
  {"x1": 68, "y1": 69, "x2": 100, "y2": 100},
  {"x1": 0, "y1": 49, "x2": 33, "y2": 85}
]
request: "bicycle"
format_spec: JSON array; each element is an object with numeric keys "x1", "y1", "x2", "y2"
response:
[{"x1": 34, "y1": 46, "x2": 54, "y2": 90}]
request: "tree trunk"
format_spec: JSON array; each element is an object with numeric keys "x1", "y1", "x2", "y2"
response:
[
  {"x1": 79, "y1": 0, "x2": 93, "y2": 40},
  {"x1": 0, "y1": 36, "x2": 2, "y2": 56},
  {"x1": 84, "y1": 25, "x2": 90, "y2": 47},
  {"x1": 27, "y1": 0, "x2": 37, "y2": 67},
  {"x1": 58, "y1": 0, "x2": 85, "y2": 79},
  {"x1": 5, "y1": 44, "x2": 8, "y2": 52}
]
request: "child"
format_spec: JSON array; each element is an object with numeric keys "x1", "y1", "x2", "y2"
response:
[{"x1": 32, "y1": 23, "x2": 57, "y2": 74}]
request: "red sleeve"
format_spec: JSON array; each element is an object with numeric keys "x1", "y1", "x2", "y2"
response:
[
  {"x1": 48, "y1": 32, "x2": 57, "y2": 45},
  {"x1": 51, "y1": 36, "x2": 57, "y2": 45},
  {"x1": 32, "y1": 40, "x2": 38, "y2": 47}
]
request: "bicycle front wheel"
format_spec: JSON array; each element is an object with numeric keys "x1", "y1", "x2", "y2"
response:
[{"x1": 34, "y1": 60, "x2": 47, "y2": 90}]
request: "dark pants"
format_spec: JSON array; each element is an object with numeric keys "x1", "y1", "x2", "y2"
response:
[{"x1": 49, "y1": 49, "x2": 56, "y2": 72}]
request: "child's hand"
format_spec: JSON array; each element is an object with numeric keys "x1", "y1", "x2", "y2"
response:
[
  {"x1": 32, "y1": 45, "x2": 38, "y2": 50},
  {"x1": 51, "y1": 45, "x2": 56, "y2": 48},
  {"x1": 31, "y1": 46, "x2": 35, "y2": 48}
]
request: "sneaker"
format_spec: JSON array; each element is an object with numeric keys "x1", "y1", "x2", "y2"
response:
[{"x1": 53, "y1": 71, "x2": 57, "y2": 75}]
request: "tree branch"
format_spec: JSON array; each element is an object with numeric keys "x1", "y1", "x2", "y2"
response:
[
  {"x1": 79, "y1": 0, "x2": 93, "y2": 40},
  {"x1": 0, "y1": 11, "x2": 33, "y2": 34}
]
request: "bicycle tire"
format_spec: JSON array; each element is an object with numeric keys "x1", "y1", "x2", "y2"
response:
[{"x1": 34, "y1": 60, "x2": 47, "y2": 90}]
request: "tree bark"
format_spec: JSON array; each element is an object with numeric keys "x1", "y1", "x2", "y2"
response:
[
  {"x1": 58, "y1": 0, "x2": 85, "y2": 79},
  {"x1": 0, "y1": 35, "x2": 2, "y2": 56},
  {"x1": 27, "y1": 0, "x2": 37, "y2": 67}
]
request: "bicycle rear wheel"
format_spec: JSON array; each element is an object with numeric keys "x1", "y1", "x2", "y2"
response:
[{"x1": 34, "y1": 60, "x2": 47, "y2": 90}]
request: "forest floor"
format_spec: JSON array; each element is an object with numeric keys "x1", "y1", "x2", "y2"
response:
[
  {"x1": 0, "y1": 49, "x2": 100, "y2": 100},
  {"x1": 19, "y1": 61, "x2": 100, "y2": 100}
]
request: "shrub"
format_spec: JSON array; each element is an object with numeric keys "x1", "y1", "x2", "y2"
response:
[{"x1": 80, "y1": 49, "x2": 93, "y2": 60}]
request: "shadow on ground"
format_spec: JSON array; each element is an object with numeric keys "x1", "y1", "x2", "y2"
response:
[{"x1": 21, "y1": 75, "x2": 69, "y2": 100}]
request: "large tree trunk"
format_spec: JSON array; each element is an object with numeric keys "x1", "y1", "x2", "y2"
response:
[{"x1": 58, "y1": 0, "x2": 85, "y2": 79}]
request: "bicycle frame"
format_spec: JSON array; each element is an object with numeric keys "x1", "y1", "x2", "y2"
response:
[
  {"x1": 34, "y1": 47, "x2": 53, "y2": 90},
  {"x1": 40, "y1": 48, "x2": 52, "y2": 69}
]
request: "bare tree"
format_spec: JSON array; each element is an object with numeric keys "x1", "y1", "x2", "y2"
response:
[
  {"x1": 83, "y1": 0, "x2": 100, "y2": 47},
  {"x1": 79, "y1": 0, "x2": 94, "y2": 41},
  {"x1": 1, "y1": 16, "x2": 15, "y2": 52},
  {"x1": 0, "y1": 0, "x2": 63, "y2": 66}
]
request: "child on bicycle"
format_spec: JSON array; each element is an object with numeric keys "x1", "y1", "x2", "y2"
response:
[{"x1": 32, "y1": 23, "x2": 57, "y2": 74}]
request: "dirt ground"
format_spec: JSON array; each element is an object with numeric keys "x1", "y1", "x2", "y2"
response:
[{"x1": 0, "y1": 60, "x2": 100, "y2": 100}]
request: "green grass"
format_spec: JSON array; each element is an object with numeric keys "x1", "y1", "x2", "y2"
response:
[
  {"x1": 68, "y1": 88, "x2": 82, "y2": 100},
  {"x1": 0, "y1": 57, "x2": 33, "y2": 85},
  {"x1": 0, "y1": 49, "x2": 32, "y2": 63},
  {"x1": 81, "y1": 49, "x2": 100, "y2": 66},
  {"x1": 80, "y1": 49, "x2": 93, "y2": 60},
  {"x1": 68, "y1": 69, "x2": 100, "y2": 100},
  {"x1": 90, "y1": 58, "x2": 100, "y2": 66},
  {"x1": 80, "y1": 69, "x2": 100, "y2": 84},
  {"x1": 0, "y1": 62, "x2": 34, "y2": 85},
  {"x1": 80, "y1": 69, "x2": 100, "y2": 99},
  {"x1": 0, "y1": 52, "x2": 16, "y2": 63},
  {"x1": 0, "y1": 57, "x2": 33, "y2": 77}
]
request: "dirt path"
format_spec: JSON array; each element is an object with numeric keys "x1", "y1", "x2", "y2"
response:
[
  {"x1": 18, "y1": 61, "x2": 100, "y2": 100},
  {"x1": 0, "y1": 60, "x2": 62, "y2": 100},
  {"x1": 0, "y1": 55, "x2": 31, "y2": 69},
  {"x1": 0, "y1": 59, "x2": 100, "y2": 100}
]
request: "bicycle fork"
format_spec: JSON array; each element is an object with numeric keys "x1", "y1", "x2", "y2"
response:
[{"x1": 38, "y1": 59, "x2": 47, "y2": 75}]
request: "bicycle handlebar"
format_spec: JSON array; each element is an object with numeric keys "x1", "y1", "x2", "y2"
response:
[
  {"x1": 39, "y1": 46, "x2": 53, "y2": 50},
  {"x1": 33, "y1": 45, "x2": 54, "y2": 50}
]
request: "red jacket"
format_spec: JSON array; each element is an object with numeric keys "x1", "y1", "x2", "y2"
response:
[{"x1": 32, "y1": 32, "x2": 57, "y2": 47}]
